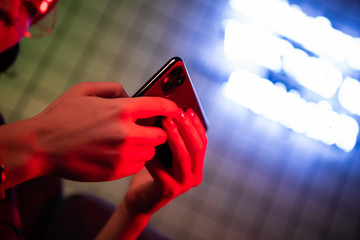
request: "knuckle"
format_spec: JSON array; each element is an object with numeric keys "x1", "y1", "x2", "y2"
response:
[
  {"x1": 135, "y1": 163, "x2": 144, "y2": 173},
  {"x1": 163, "y1": 186, "x2": 178, "y2": 199},
  {"x1": 126, "y1": 162, "x2": 144, "y2": 176},
  {"x1": 204, "y1": 135, "x2": 208, "y2": 145},
  {"x1": 123, "y1": 129, "x2": 134, "y2": 142},
  {"x1": 198, "y1": 142, "x2": 206, "y2": 152},
  {"x1": 116, "y1": 82, "x2": 125, "y2": 90},
  {"x1": 198, "y1": 140, "x2": 208, "y2": 153},
  {"x1": 114, "y1": 125, "x2": 130, "y2": 142},
  {"x1": 75, "y1": 82, "x2": 91, "y2": 90},
  {"x1": 73, "y1": 82, "x2": 94, "y2": 95},
  {"x1": 108, "y1": 151, "x2": 121, "y2": 164},
  {"x1": 157, "y1": 97, "x2": 177, "y2": 111},
  {"x1": 103, "y1": 167, "x2": 116, "y2": 180},
  {"x1": 183, "y1": 178, "x2": 193, "y2": 190},
  {"x1": 107, "y1": 104, "x2": 129, "y2": 123},
  {"x1": 118, "y1": 104, "x2": 132, "y2": 119},
  {"x1": 99, "y1": 155, "x2": 119, "y2": 172},
  {"x1": 193, "y1": 175, "x2": 203, "y2": 187},
  {"x1": 114, "y1": 126, "x2": 128, "y2": 142},
  {"x1": 145, "y1": 147, "x2": 156, "y2": 161},
  {"x1": 115, "y1": 148, "x2": 127, "y2": 163}
]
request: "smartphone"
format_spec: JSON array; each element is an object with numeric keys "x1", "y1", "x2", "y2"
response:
[{"x1": 133, "y1": 57, "x2": 208, "y2": 168}]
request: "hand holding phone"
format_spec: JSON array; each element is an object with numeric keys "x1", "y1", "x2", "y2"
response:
[{"x1": 133, "y1": 57, "x2": 208, "y2": 168}]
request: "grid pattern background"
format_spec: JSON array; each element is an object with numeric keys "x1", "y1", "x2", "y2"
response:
[{"x1": 1, "y1": 0, "x2": 360, "y2": 239}]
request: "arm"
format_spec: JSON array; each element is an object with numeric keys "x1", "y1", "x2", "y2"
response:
[
  {"x1": 0, "y1": 82, "x2": 179, "y2": 191},
  {"x1": 96, "y1": 108, "x2": 207, "y2": 240},
  {"x1": 94, "y1": 200, "x2": 151, "y2": 240},
  {"x1": 0, "y1": 117, "x2": 49, "y2": 190}
]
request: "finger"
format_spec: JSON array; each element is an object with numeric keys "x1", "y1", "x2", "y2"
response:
[
  {"x1": 185, "y1": 108, "x2": 207, "y2": 144},
  {"x1": 118, "y1": 144, "x2": 156, "y2": 162},
  {"x1": 72, "y1": 82, "x2": 129, "y2": 98},
  {"x1": 162, "y1": 117, "x2": 192, "y2": 184},
  {"x1": 125, "y1": 124, "x2": 168, "y2": 146},
  {"x1": 174, "y1": 110, "x2": 206, "y2": 181},
  {"x1": 111, "y1": 161, "x2": 145, "y2": 180},
  {"x1": 145, "y1": 159, "x2": 180, "y2": 198},
  {"x1": 124, "y1": 97, "x2": 179, "y2": 119},
  {"x1": 174, "y1": 109, "x2": 206, "y2": 157},
  {"x1": 90, "y1": 82, "x2": 129, "y2": 98}
]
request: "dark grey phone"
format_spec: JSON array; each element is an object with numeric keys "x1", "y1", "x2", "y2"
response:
[{"x1": 133, "y1": 57, "x2": 208, "y2": 168}]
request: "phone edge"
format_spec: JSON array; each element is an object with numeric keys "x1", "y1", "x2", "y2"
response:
[{"x1": 132, "y1": 57, "x2": 181, "y2": 97}]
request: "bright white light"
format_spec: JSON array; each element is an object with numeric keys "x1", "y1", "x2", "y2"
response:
[
  {"x1": 224, "y1": 20, "x2": 287, "y2": 72},
  {"x1": 282, "y1": 52, "x2": 343, "y2": 98},
  {"x1": 225, "y1": 19, "x2": 343, "y2": 98},
  {"x1": 335, "y1": 115, "x2": 359, "y2": 152},
  {"x1": 223, "y1": 70, "x2": 359, "y2": 152},
  {"x1": 338, "y1": 77, "x2": 360, "y2": 115},
  {"x1": 229, "y1": 0, "x2": 360, "y2": 71},
  {"x1": 347, "y1": 38, "x2": 360, "y2": 71},
  {"x1": 224, "y1": 0, "x2": 360, "y2": 151}
]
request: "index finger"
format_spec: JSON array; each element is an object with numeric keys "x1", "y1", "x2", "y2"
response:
[{"x1": 124, "y1": 96, "x2": 179, "y2": 119}]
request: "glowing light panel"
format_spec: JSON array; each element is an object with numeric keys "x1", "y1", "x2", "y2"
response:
[
  {"x1": 224, "y1": 20, "x2": 287, "y2": 72},
  {"x1": 223, "y1": 0, "x2": 360, "y2": 152},
  {"x1": 229, "y1": 0, "x2": 360, "y2": 70},
  {"x1": 224, "y1": 20, "x2": 344, "y2": 98},
  {"x1": 222, "y1": 70, "x2": 359, "y2": 152},
  {"x1": 338, "y1": 77, "x2": 360, "y2": 116},
  {"x1": 39, "y1": 1, "x2": 50, "y2": 14}
]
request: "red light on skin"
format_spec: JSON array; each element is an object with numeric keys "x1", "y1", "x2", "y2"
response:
[{"x1": 39, "y1": 1, "x2": 49, "y2": 14}]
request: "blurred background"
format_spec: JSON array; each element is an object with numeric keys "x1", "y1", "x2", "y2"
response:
[{"x1": 1, "y1": 0, "x2": 360, "y2": 239}]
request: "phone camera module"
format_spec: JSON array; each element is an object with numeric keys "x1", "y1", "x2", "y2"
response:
[
  {"x1": 170, "y1": 66, "x2": 182, "y2": 77},
  {"x1": 162, "y1": 66, "x2": 185, "y2": 94},
  {"x1": 175, "y1": 74, "x2": 185, "y2": 86},
  {"x1": 162, "y1": 77, "x2": 174, "y2": 94},
  {"x1": 171, "y1": 66, "x2": 185, "y2": 86}
]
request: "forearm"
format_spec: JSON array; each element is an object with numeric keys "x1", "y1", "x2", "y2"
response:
[
  {"x1": 0, "y1": 118, "x2": 48, "y2": 190},
  {"x1": 95, "y1": 200, "x2": 151, "y2": 240}
]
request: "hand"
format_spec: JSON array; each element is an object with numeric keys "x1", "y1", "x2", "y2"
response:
[
  {"x1": 94, "y1": 109, "x2": 207, "y2": 240},
  {"x1": 31, "y1": 82, "x2": 179, "y2": 181},
  {"x1": 122, "y1": 108, "x2": 207, "y2": 215}
]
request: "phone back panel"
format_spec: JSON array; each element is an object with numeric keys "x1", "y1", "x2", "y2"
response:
[{"x1": 133, "y1": 57, "x2": 208, "y2": 130}]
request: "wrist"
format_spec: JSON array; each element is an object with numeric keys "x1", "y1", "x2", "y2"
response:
[
  {"x1": 95, "y1": 200, "x2": 152, "y2": 240},
  {"x1": 0, "y1": 118, "x2": 50, "y2": 189},
  {"x1": 118, "y1": 199, "x2": 152, "y2": 222},
  {"x1": 102, "y1": 200, "x2": 151, "y2": 240}
]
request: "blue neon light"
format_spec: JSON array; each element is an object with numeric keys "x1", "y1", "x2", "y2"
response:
[{"x1": 223, "y1": 0, "x2": 360, "y2": 152}]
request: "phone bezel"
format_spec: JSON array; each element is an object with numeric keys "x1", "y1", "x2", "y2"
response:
[{"x1": 133, "y1": 57, "x2": 180, "y2": 97}]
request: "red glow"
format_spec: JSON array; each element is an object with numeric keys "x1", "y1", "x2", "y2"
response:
[{"x1": 39, "y1": 1, "x2": 49, "y2": 14}]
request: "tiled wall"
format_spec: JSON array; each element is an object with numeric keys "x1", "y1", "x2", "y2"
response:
[{"x1": 1, "y1": 0, "x2": 359, "y2": 239}]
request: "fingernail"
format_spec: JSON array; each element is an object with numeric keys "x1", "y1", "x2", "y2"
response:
[
  {"x1": 187, "y1": 108, "x2": 195, "y2": 118},
  {"x1": 157, "y1": 129, "x2": 166, "y2": 142},
  {"x1": 176, "y1": 108, "x2": 182, "y2": 116},
  {"x1": 177, "y1": 109, "x2": 187, "y2": 120},
  {"x1": 163, "y1": 117, "x2": 175, "y2": 128},
  {"x1": 168, "y1": 118, "x2": 175, "y2": 127}
]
